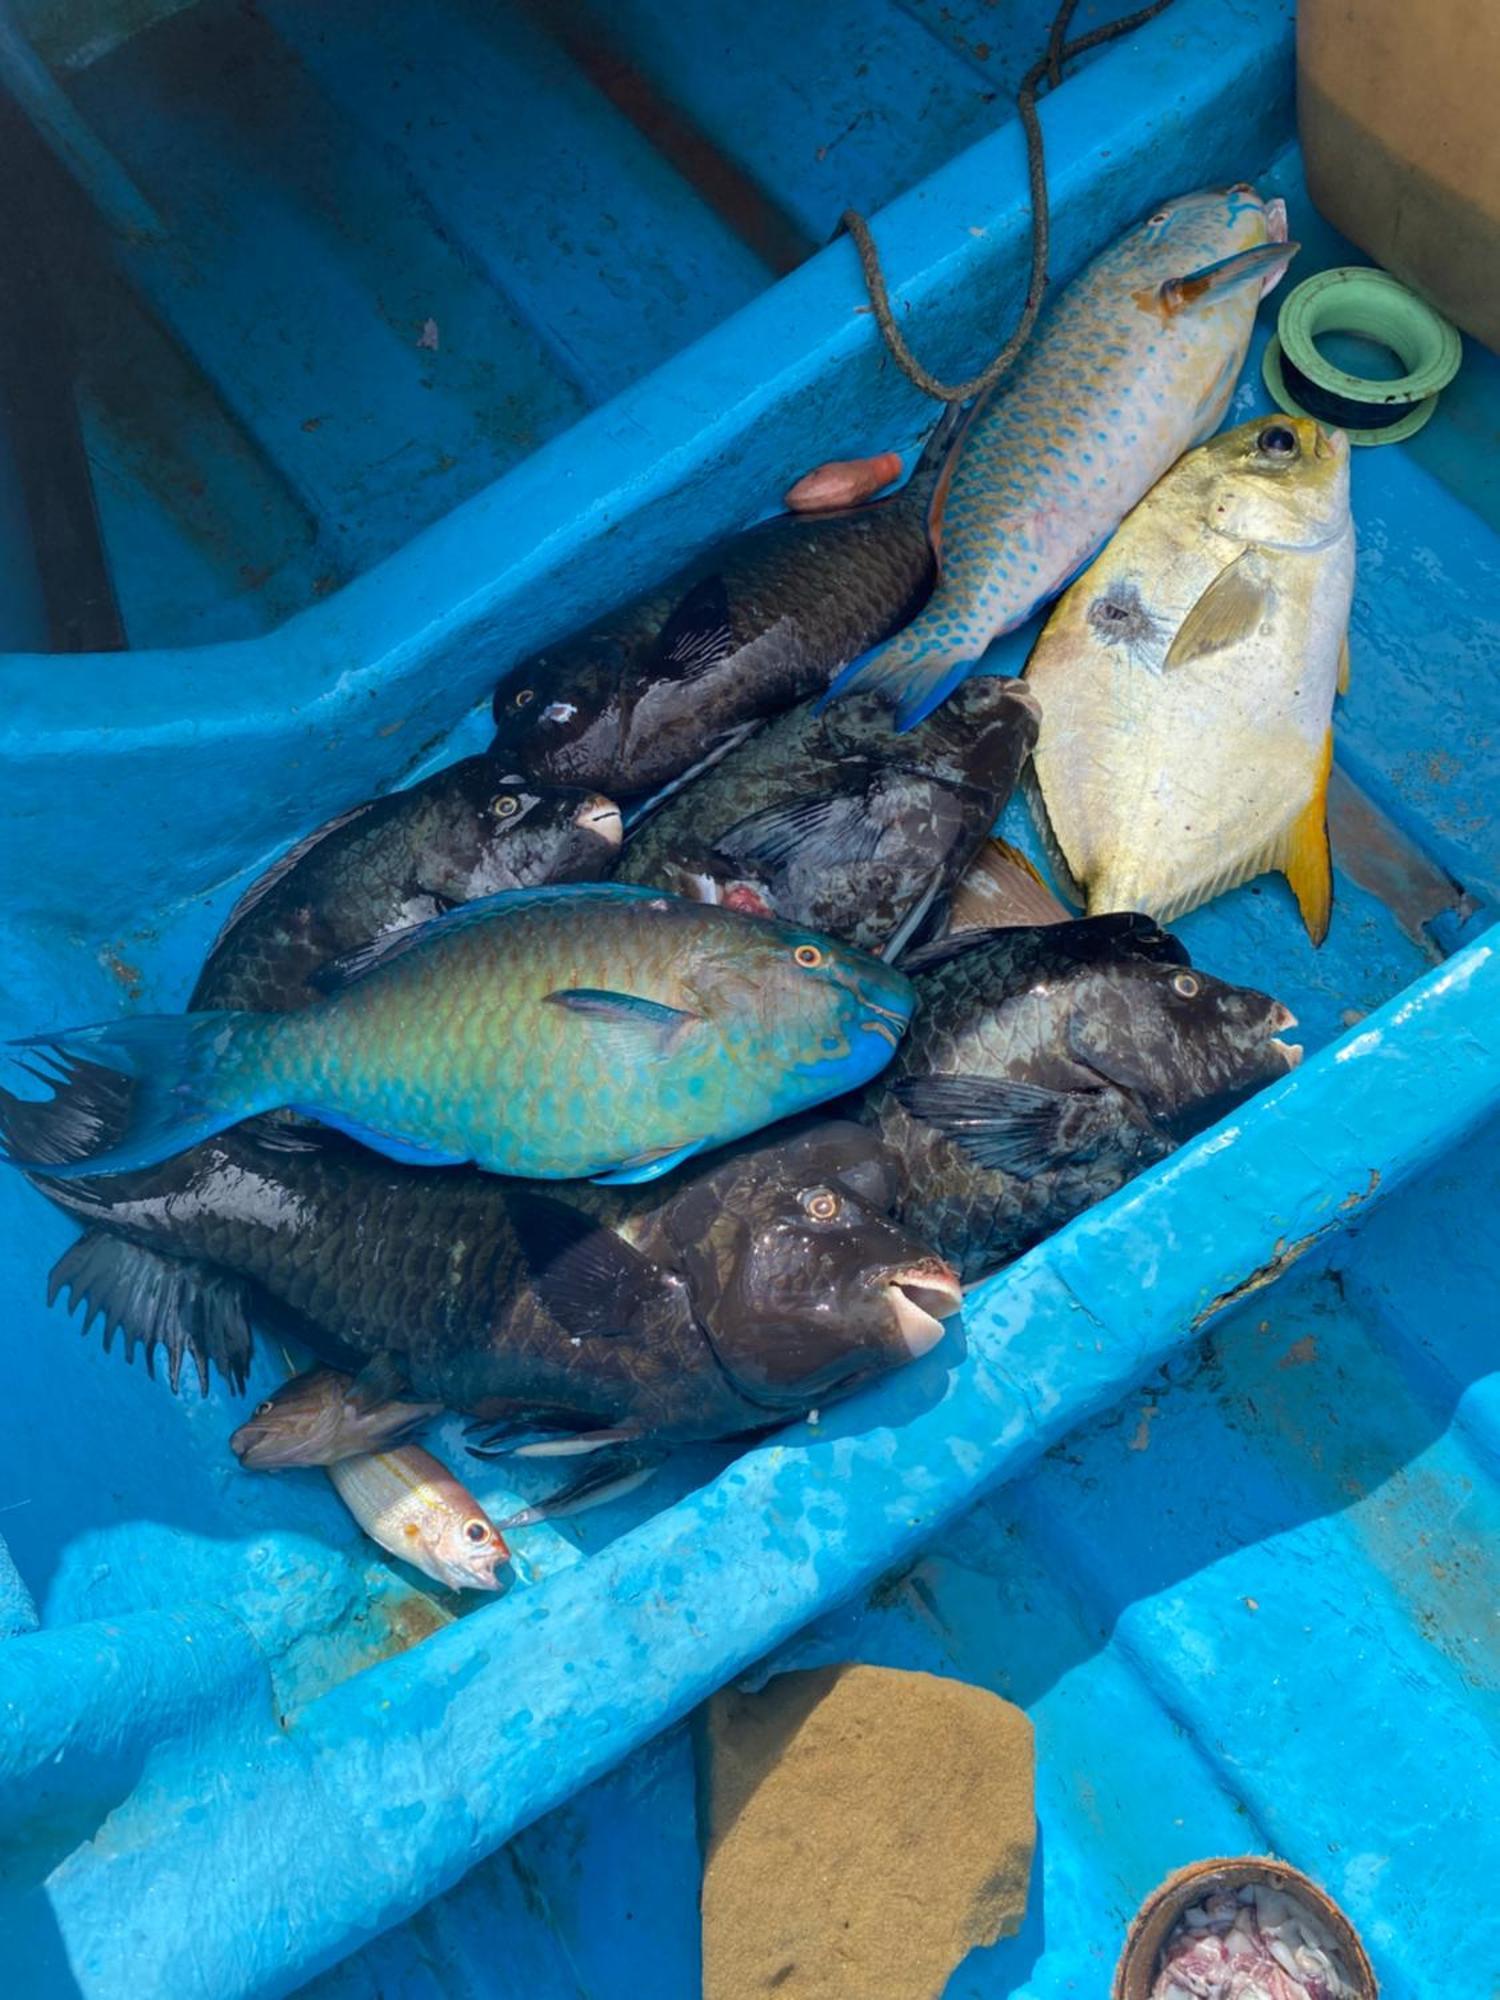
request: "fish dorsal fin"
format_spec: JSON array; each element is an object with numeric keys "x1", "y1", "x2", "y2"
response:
[
  {"x1": 1156, "y1": 241, "x2": 1299, "y2": 316},
  {"x1": 214, "y1": 799, "x2": 381, "y2": 947},
  {"x1": 1163, "y1": 550, "x2": 1273, "y2": 669},
  {"x1": 1049, "y1": 912, "x2": 1191, "y2": 968},
  {"x1": 1278, "y1": 727, "x2": 1335, "y2": 946},
  {"x1": 654, "y1": 574, "x2": 738, "y2": 679},
  {"x1": 309, "y1": 882, "x2": 667, "y2": 992}
]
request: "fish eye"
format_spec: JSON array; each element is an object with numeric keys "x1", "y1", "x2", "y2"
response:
[
  {"x1": 512, "y1": 687, "x2": 535, "y2": 709},
  {"x1": 800, "y1": 1186, "x2": 842, "y2": 1221},
  {"x1": 1257, "y1": 424, "x2": 1299, "y2": 459},
  {"x1": 1173, "y1": 972, "x2": 1201, "y2": 998},
  {"x1": 489, "y1": 793, "x2": 520, "y2": 819},
  {"x1": 464, "y1": 1519, "x2": 492, "y2": 1544},
  {"x1": 254, "y1": 1400, "x2": 273, "y2": 1416},
  {"x1": 1228, "y1": 180, "x2": 1256, "y2": 195},
  {"x1": 1148, "y1": 209, "x2": 1170, "y2": 226},
  {"x1": 793, "y1": 944, "x2": 827, "y2": 969}
]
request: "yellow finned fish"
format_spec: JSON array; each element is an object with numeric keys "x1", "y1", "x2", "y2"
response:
[{"x1": 1025, "y1": 416, "x2": 1354, "y2": 943}]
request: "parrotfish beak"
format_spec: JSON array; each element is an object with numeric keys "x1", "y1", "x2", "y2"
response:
[
  {"x1": 1262, "y1": 196, "x2": 1289, "y2": 245},
  {"x1": 1313, "y1": 425, "x2": 1349, "y2": 462},
  {"x1": 1268, "y1": 1001, "x2": 1303, "y2": 1070},
  {"x1": 883, "y1": 1258, "x2": 964, "y2": 1356},
  {"x1": 575, "y1": 796, "x2": 624, "y2": 848}
]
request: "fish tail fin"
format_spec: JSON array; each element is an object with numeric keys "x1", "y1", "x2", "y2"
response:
[
  {"x1": 47, "y1": 1228, "x2": 255, "y2": 1396},
  {"x1": 819, "y1": 612, "x2": 984, "y2": 731},
  {"x1": 4, "y1": 1012, "x2": 280, "y2": 1178}
]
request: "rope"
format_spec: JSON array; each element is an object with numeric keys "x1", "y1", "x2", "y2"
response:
[{"x1": 841, "y1": 0, "x2": 1177, "y2": 405}]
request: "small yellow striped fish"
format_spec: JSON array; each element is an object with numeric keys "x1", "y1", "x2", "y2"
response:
[{"x1": 328, "y1": 1446, "x2": 509, "y2": 1592}]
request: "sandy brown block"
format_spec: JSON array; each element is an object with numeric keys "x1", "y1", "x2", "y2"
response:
[{"x1": 701, "y1": 1664, "x2": 1035, "y2": 2000}]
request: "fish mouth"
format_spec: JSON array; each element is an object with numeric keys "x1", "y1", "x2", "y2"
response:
[
  {"x1": 882, "y1": 1259, "x2": 964, "y2": 1357},
  {"x1": 1267, "y1": 1003, "x2": 1303, "y2": 1071},
  {"x1": 576, "y1": 796, "x2": 624, "y2": 847},
  {"x1": 1313, "y1": 425, "x2": 1349, "y2": 462},
  {"x1": 996, "y1": 675, "x2": 1043, "y2": 723}
]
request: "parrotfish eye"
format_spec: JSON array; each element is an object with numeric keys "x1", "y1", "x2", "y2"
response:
[
  {"x1": 463, "y1": 1519, "x2": 492, "y2": 1544},
  {"x1": 490, "y1": 793, "x2": 521, "y2": 819},
  {"x1": 1173, "y1": 972, "x2": 1201, "y2": 999},
  {"x1": 793, "y1": 943, "x2": 827, "y2": 970},
  {"x1": 253, "y1": 1400, "x2": 273, "y2": 1416},
  {"x1": 800, "y1": 1186, "x2": 842, "y2": 1221},
  {"x1": 512, "y1": 687, "x2": 535, "y2": 709},
  {"x1": 1228, "y1": 181, "x2": 1256, "y2": 195},
  {"x1": 1257, "y1": 424, "x2": 1299, "y2": 460},
  {"x1": 1147, "y1": 209, "x2": 1170, "y2": 227}
]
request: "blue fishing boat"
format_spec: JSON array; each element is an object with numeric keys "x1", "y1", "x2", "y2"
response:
[{"x1": 1, "y1": 0, "x2": 1496, "y2": 1992}]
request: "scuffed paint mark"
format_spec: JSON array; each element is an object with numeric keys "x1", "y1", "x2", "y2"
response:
[
  {"x1": 1277, "y1": 1334, "x2": 1318, "y2": 1370},
  {"x1": 1192, "y1": 1232, "x2": 1322, "y2": 1326},
  {"x1": 416, "y1": 318, "x2": 440, "y2": 352},
  {"x1": 1127, "y1": 1404, "x2": 1158, "y2": 1451},
  {"x1": 1193, "y1": 1166, "x2": 1384, "y2": 1328}
]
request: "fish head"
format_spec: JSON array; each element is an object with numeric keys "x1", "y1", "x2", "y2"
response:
[
  {"x1": 1065, "y1": 957, "x2": 1302, "y2": 1136},
  {"x1": 1191, "y1": 415, "x2": 1352, "y2": 549},
  {"x1": 900, "y1": 674, "x2": 1043, "y2": 790},
  {"x1": 419, "y1": 1506, "x2": 511, "y2": 1593},
  {"x1": 689, "y1": 911, "x2": 916, "y2": 1096},
  {"x1": 459, "y1": 771, "x2": 621, "y2": 895},
  {"x1": 489, "y1": 645, "x2": 627, "y2": 787},
  {"x1": 230, "y1": 1368, "x2": 420, "y2": 1468},
  {"x1": 1128, "y1": 181, "x2": 1280, "y2": 266},
  {"x1": 652, "y1": 1121, "x2": 962, "y2": 1401}
]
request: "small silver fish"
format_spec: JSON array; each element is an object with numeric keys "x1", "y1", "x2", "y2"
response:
[{"x1": 328, "y1": 1446, "x2": 510, "y2": 1592}]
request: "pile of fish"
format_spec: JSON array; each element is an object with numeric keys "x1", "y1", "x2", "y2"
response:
[{"x1": 3, "y1": 180, "x2": 1354, "y2": 1593}]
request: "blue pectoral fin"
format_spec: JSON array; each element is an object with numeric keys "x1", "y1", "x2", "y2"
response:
[
  {"x1": 291, "y1": 1107, "x2": 469, "y2": 1167},
  {"x1": 592, "y1": 1140, "x2": 705, "y2": 1186}
]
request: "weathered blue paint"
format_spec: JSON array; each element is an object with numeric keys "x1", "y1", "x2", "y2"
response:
[{"x1": 1, "y1": 0, "x2": 1497, "y2": 1993}]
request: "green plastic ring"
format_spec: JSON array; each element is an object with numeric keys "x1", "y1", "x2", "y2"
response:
[{"x1": 1262, "y1": 265, "x2": 1462, "y2": 447}]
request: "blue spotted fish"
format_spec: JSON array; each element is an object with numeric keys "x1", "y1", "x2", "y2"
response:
[
  {"x1": 828, "y1": 184, "x2": 1296, "y2": 728},
  {"x1": 5, "y1": 884, "x2": 914, "y2": 1184}
]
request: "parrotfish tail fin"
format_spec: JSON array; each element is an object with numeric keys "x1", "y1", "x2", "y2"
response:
[
  {"x1": 819, "y1": 613, "x2": 983, "y2": 732},
  {"x1": 3, "y1": 1011, "x2": 278, "y2": 1178},
  {"x1": 46, "y1": 1228, "x2": 255, "y2": 1396}
]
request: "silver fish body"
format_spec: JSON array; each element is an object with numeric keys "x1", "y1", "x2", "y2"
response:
[
  {"x1": 327, "y1": 1445, "x2": 510, "y2": 1592},
  {"x1": 1027, "y1": 415, "x2": 1354, "y2": 942}
]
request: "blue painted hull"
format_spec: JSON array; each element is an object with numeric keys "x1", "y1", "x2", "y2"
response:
[{"x1": 1, "y1": 0, "x2": 1497, "y2": 1991}]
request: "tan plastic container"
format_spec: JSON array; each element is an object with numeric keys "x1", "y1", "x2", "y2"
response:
[{"x1": 1299, "y1": 0, "x2": 1500, "y2": 353}]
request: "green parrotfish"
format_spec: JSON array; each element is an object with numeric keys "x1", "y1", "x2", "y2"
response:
[{"x1": 7, "y1": 885, "x2": 913, "y2": 1183}]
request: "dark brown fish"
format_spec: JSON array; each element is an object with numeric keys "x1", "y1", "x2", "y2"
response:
[
  {"x1": 193, "y1": 755, "x2": 622, "y2": 1013},
  {"x1": 23, "y1": 1119, "x2": 961, "y2": 1448},
  {"x1": 616, "y1": 678, "x2": 1040, "y2": 956},
  {"x1": 487, "y1": 408, "x2": 963, "y2": 800},
  {"x1": 863, "y1": 919, "x2": 1302, "y2": 1283}
]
